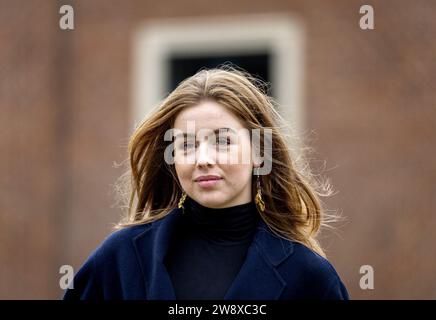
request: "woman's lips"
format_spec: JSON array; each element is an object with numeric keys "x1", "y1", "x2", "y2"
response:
[{"x1": 196, "y1": 178, "x2": 222, "y2": 188}]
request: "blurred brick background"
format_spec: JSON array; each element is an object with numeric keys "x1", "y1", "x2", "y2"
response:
[{"x1": 0, "y1": 0, "x2": 435, "y2": 299}]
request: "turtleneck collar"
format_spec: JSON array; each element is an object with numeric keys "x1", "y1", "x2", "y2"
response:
[{"x1": 182, "y1": 197, "x2": 260, "y2": 245}]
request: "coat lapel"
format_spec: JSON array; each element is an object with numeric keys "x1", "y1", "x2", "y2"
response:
[
  {"x1": 132, "y1": 210, "x2": 182, "y2": 299},
  {"x1": 132, "y1": 208, "x2": 294, "y2": 300},
  {"x1": 223, "y1": 219, "x2": 293, "y2": 299}
]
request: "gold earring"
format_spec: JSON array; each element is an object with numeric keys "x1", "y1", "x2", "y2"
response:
[
  {"x1": 254, "y1": 167, "x2": 265, "y2": 212},
  {"x1": 178, "y1": 191, "x2": 187, "y2": 211}
]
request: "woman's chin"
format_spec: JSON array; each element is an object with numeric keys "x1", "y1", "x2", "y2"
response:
[{"x1": 194, "y1": 196, "x2": 228, "y2": 208}]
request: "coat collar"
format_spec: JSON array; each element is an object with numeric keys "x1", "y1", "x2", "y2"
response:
[{"x1": 132, "y1": 208, "x2": 294, "y2": 300}]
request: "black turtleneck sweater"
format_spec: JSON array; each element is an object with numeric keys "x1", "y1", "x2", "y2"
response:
[{"x1": 164, "y1": 197, "x2": 260, "y2": 300}]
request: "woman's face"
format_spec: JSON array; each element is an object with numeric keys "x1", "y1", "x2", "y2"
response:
[{"x1": 173, "y1": 100, "x2": 256, "y2": 208}]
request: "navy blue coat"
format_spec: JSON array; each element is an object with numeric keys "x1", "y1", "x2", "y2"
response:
[{"x1": 63, "y1": 207, "x2": 349, "y2": 300}]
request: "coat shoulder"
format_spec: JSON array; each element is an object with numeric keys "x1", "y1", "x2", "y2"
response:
[
  {"x1": 86, "y1": 210, "x2": 179, "y2": 262},
  {"x1": 63, "y1": 221, "x2": 158, "y2": 300},
  {"x1": 100, "y1": 224, "x2": 151, "y2": 251},
  {"x1": 291, "y1": 242, "x2": 341, "y2": 278},
  {"x1": 278, "y1": 241, "x2": 350, "y2": 299}
]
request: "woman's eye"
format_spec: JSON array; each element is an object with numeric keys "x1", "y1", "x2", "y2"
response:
[
  {"x1": 217, "y1": 137, "x2": 231, "y2": 145},
  {"x1": 181, "y1": 142, "x2": 195, "y2": 150},
  {"x1": 185, "y1": 143, "x2": 195, "y2": 148}
]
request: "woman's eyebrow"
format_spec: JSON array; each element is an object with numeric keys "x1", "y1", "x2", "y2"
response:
[{"x1": 174, "y1": 128, "x2": 236, "y2": 139}]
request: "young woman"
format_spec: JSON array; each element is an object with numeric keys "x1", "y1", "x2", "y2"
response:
[{"x1": 63, "y1": 66, "x2": 349, "y2": 300}]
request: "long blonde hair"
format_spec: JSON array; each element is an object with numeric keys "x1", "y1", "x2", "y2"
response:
[{"x1": 113, "y1": 65, "x2": 340, "y2": 258}]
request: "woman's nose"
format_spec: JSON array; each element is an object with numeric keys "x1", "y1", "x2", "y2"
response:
[{"x1": 196, "y1": 142, "x2": 216, "y2": 166}]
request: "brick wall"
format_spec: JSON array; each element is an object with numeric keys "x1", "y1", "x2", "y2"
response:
[{"x1": 1, "y1": 0, "x2": 435, "y2": 299}]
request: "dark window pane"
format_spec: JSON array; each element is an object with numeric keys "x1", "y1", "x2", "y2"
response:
[{"x1": 167, "y1": 53, "x2": 272, "y2": 96}]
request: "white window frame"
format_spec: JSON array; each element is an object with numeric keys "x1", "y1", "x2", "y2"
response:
[{"x1": 131, "y1": 13, "x2": 306, "y2": 137}]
